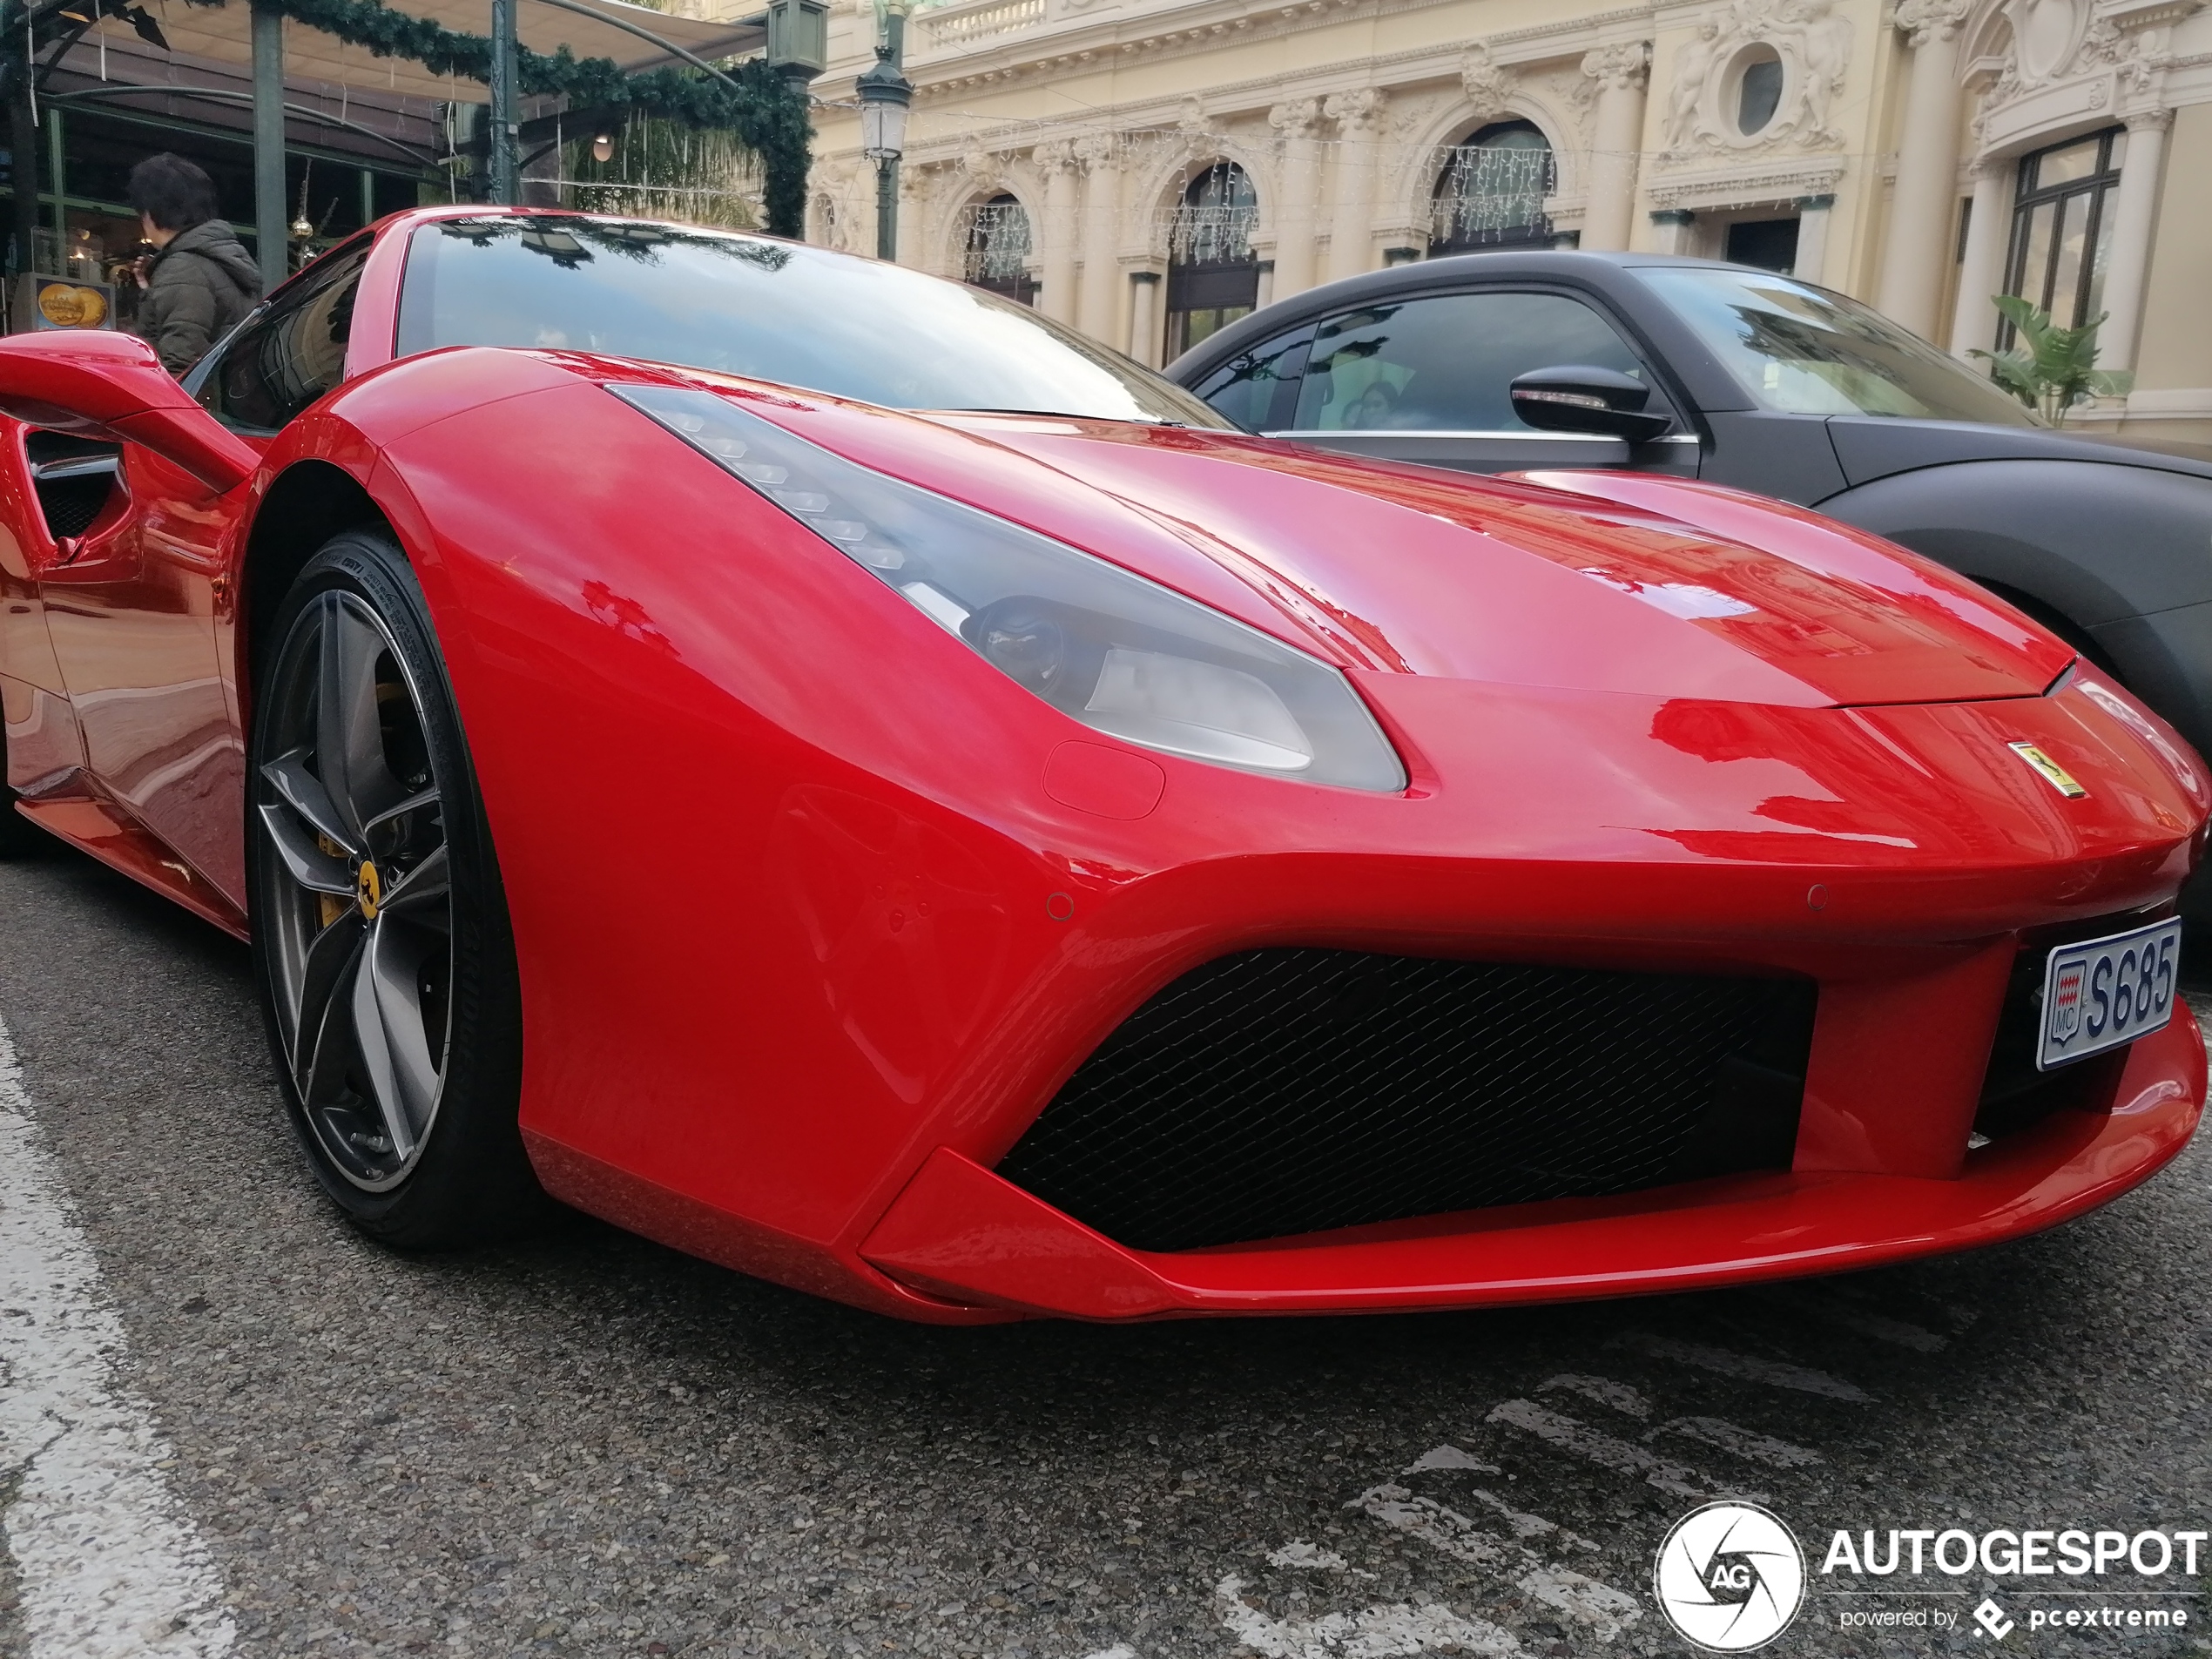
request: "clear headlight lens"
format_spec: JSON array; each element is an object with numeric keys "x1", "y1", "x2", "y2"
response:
[{"x1": 615, "y1": 385, "x2": 1406, "y2": 791}]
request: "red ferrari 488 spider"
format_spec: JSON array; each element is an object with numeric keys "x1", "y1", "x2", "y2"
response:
[{"x1": 0, "y1": 207, "x2": 2203, "y2": 1322}]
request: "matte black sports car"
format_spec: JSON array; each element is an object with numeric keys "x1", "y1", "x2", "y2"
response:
[{"x1": 1168, "y1": 252, "x2": 2212, "y2": 771}]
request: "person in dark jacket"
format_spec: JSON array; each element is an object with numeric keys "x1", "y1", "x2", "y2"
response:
[{"x1": 125, "y1": 153, "x2": 261, "y2": 375}]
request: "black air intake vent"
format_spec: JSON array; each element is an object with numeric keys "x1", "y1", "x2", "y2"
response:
[{"x1": 997, "y1": 948, "x2": 1817, "y2": 1253}]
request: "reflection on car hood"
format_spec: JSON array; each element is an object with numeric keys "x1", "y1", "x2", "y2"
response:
[{"x1": 632, "y1": 371, "x2": 2074, "y2": 709}]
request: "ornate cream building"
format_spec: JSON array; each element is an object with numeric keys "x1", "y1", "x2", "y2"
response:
[{"x1": 804, "y1": 0, "x2": 2212, "y2": 441}]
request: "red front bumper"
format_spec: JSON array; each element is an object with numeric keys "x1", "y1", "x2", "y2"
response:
[{"x1": 857, "y1": 1008, "x2": 2203, "y2": 1319}]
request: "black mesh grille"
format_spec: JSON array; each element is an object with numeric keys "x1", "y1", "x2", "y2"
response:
[
  {"x1": 34, "y1": 473, "x2": 115, "y2": 539},
  {"x1": 24, "y1": 433, "x2": 121, "y2": 542},
  {"x1": 998, "y1": 949, "x2": 1817, "y2": 1252}
]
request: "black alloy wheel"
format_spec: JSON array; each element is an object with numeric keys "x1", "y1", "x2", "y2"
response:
[{"x1": 248, "y1": 530, "x2": 537, "y2": 1245}]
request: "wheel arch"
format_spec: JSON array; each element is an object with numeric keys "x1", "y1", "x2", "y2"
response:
[
  {"x1": 1812, "y1": 460, "x2": 2212, "y2": 628},
  {"x1": 242, "y1": 459, "x2": 399, "y2": 691}
]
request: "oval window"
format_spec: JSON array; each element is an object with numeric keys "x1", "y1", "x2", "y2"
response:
[{"x1": 1737, "y1": 46, "x2": 1784, "y2": 135}]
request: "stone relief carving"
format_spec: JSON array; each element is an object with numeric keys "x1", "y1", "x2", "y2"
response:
[
  {"x1": 1267, "y1": 97, "x2": 1320, "y2": 141},
  {"x1": 2006, "y1": 0, "x2": 2087, "y2": 80},
  {"x1": 1324, "y1": 86, "x2": 1386, "y2": 135},
  {"x1": 1581, "y1": 40, "x2": 1650, "y2": 91},
  {"x1": 1460, "y1": 44, "x2": 1519, "y2": 120},
  {"x1": 956, "y1": 143, "x2": 1011, "y2": 193},
  {"x1": 1984, "y1": 0, "x2": 2182, "y2": 111},
  {"x1": 1892, "y1": 0, "x2": 1970, "y2": 48},
  {"x1": 1661, "y1": 0, "x2": 1853, "y2": 158}
]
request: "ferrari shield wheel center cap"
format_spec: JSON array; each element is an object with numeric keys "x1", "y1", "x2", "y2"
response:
[{"x1": 356, "y1": 860, "x2": 382, "y2": 921}]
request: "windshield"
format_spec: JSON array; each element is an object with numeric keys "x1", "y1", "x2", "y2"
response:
[
  {"x1": 395, "y1": 215, "x2": 1225, "y2": 427},
  {"x1": 1636, "y1": 266, "x2": 2038, "y2": 427}
]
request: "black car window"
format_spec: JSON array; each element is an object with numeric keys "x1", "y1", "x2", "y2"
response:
[
  {"x1": 193, "y1": 240, "x2": 371, "y2": 435},
  {"x1": 1290, "y1": 289, "x2": 1656, "y2": 433},
  {"x1": 1190, "y1": 327, "x2": 1313, "y2": 432}
]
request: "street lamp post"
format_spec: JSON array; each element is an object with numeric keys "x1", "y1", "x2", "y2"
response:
[{"x1": 855, "y1": 0, "x2": 913, "y2": 261}]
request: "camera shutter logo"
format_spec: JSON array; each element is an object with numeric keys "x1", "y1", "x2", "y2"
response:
[{"x1": 1654, "y1": 1501, "x2": 1806, "y2": 1651}]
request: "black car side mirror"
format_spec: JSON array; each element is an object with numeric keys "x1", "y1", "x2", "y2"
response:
[{"x1": 1508, "y1": 365, "x2": 1673, "y2": 444}]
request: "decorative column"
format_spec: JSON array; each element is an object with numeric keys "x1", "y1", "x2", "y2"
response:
[
  {"x1": 1323, "y1": 88, "x2": 1386, "y2": 283},
  {"x1": 1875, "y1": 0, "x2": 1971, "y2": 338},
  {"x1": 1074, "y1": 133, "x2": 1123, "y2": 345},
  {"x1": 1268, "y1": 98, "x2": 1324, "y2": 300},
  {"x1": 1580, "y1": 42, "x2": 1649, "y2": 253},
  {"x1": 1033, "y1": 141, "x2": 1080, "y2": 324},
  {"x1": 1648, "y1": 208, "x2": 1695, "y2": 255},
  {"x1": 1129, "y1": 270, "x2": 1162, "y2": 367},
  {"x1": 2094, "y1": 108, "x2": 2171, "y2": 374},
  {"x1": 1792, "y1": 192, "x2": 1836, "y2": 282},
  {"x1": 1254, "y1": 258, "x2": 1277, "y2": 308},
  {"x1": 1948, "y1": 158, "x2": 2010, "y2": 354}
]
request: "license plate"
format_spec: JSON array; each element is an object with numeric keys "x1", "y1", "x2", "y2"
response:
[{"x1": 2039, "y1": 920, "x2": 2182, "y2": 1069}]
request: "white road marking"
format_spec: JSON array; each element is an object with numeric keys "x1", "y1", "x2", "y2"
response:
[
  {"x1": 1403, "y1": 1443, "x2": 1499, "y2": 1474},
  {"x1": 1514, "y1": 1566, "x2": 1642, "y2": 1642},
  {"x1": 1079, "y1": 1647, "x2": 1138, "y2": 1659},
  {"x1": 1353, "y1": 1480, "x2": 1638, "y2": 1636},
  {"x1": 1351, "y1": 1482, "x2": 1513, "y2": 1568},
  {"x1": 1214, "y1": 1575, "x2": 1519, "y2": 1657},
  {"x1": 1610, "y1": 1333, "x2": 1874, "y2": 1402},
  {"x1": 1462, "y1": 1486, "x2": 1597, "y2": 1551},
  {"x1": 1658, "y1": 1416, "x2": 1824, "y2": 1469},
  {"x1": 1483, "y1": 1399, "x2": 1722, "y2": 1500},
  {"x1": 1537, "y1": 1374, "x2": 1652, "y2": 1419},
  {"x1": 0, "y1": 1016, "x2": 235, "y2": 1657},
  {"x1": 1267, "y1": 1541, "x2": 1348, "y2": 1570}
]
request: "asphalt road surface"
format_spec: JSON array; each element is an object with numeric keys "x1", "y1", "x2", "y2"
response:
[{"x1": 2, "y1": 837, "x2": 2208, "y2": 1659}]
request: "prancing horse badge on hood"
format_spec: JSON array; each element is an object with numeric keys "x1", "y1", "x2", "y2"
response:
[{"x1": 2009, "y1": 740, "x2": 2088, "y2": 799}]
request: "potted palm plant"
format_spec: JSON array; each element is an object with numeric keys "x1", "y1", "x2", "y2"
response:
[{"x1": 1970, "y1": 294, "x2": 2134, "y2": 426}]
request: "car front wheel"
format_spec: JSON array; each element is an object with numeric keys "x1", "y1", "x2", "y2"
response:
[{"x1": 247, "y1": 529, "x2": 538, "y2": 1246}]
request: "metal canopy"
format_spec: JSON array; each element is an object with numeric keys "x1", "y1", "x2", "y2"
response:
[{"x1": 109, "y1": 0, "x2": 765, "y2": 105}]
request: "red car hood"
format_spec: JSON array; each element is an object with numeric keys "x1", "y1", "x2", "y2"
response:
[{"x1": 624, "y1": 372, "x2": 2071, "y2": 710}]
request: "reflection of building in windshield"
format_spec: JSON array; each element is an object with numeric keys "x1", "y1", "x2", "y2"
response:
[
  {"x1": 390, "y1": 215, "x2": 1217, "y2": 428},
  {"x1": 431, "y1": 216, "x2": 795, "y2": 273},
  {"x1": 1643, "y1": 270, "x2": 2036, "y2": 426}
]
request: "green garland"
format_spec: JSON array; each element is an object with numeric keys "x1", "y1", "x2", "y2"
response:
[{"x1": 14, "y1": 0, "x2": 811, "y2": 233}]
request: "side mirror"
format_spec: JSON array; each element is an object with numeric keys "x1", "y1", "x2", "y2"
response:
[
  {"x1": 1508, "y1": 364, "x2": 1673, "y2": 444},
  {"x1": 0, "y1": 330, "x2": 259, "y2": 494}
]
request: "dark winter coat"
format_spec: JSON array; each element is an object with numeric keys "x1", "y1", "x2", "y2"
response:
[{"x1": 136, "y1": 219, "x2": 261, "y2": 375}]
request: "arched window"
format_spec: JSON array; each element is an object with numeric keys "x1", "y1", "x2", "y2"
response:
[
  {"x1": 1429, "y1": 122, "x2": 1554, "y2": 256},
  {"x1": 962, "y1": 194, "x2": 1036, "y2": 306},
  {"x1": 1166, "y1": 162, "x2": 1259, "y2": 356}
]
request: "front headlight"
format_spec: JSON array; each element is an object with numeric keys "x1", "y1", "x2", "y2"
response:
[{"x1": 615, "y1": 385, "x2": 1406, "y2": 791}]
